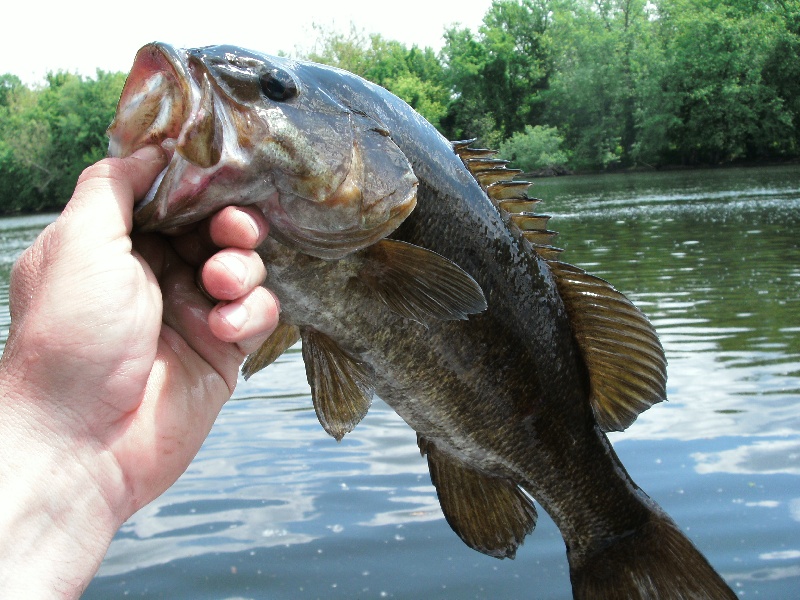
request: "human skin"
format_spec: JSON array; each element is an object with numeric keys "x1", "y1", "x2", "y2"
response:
[{"x1": 0, "y1": 146, "x2": 279, "y2": 598}]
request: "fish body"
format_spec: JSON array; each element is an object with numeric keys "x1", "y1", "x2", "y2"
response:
[{"x1": 109, "y1": 43, "x2": 736, "y2": 599}]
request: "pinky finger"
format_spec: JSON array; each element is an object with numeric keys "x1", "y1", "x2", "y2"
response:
[{"x1": 208, "y1": 286, "x2": 280, "y2": 354}]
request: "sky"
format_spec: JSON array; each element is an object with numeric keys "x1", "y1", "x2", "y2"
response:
[{"x1": 2, "y1": 0, "x2": 492, "y2": 85}]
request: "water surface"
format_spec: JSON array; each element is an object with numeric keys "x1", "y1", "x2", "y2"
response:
[{"x1": 2, "y1": 167, "x2": 798, "y2": 598}]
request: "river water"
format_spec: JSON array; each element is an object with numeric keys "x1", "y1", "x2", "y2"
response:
[{"x1": 1, "y1": 165, "x2": 798, "y2": 598}]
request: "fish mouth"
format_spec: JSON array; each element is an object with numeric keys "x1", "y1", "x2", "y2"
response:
[{"x1": 108, "y1": 43, "x2": 230, "y2": 230}]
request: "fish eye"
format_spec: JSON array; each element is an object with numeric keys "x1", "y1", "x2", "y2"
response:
[{"x1": 260, "y1": 69, "x2": 298, "y2": 101}]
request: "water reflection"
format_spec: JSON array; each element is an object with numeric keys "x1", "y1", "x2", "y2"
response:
[{"x1": 693, "y1": 440, "x2": 800, "y2": 476}]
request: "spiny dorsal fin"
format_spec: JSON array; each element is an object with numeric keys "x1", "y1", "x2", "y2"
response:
[
  {"x1": 301, "y1": 328, "x2": 374, "y2": 441},
  {"x1": 451, "y1": 140, "x2": 562, "y2": 262},
  {"x1": 490, "y1": 182, "x2": 533, "y2": 201},
  {"x1": 242, "y1": 320, "x2": 301, "y2": 379},
  {"x1": 451, "y1": 139, "x2": 482, "y2": 157},
  {"x1": 528, "y1": 244, "x2": 563, "y2": 261},
  {"x1": 511, "y1": 214, "x2": 551, "y2": 231},
  {"x1": 547, "y1": 261, "x2": 667, "y2": 431},
  {"x1": 458, "y1": 147, "x2": 500, "y2": 160},
  {"x1": 499, "y1": 198, "x2": 540, "y2": 213},
  {"x1": 464, "y1": 158, "x2": 510, "y2": 173},
  {"x1": 451, "y1": 138, "x2": 478, "y2": 149},
  {"x1": 418, "y1": 435, "x2": 537, "y2": 559},
  {"x1": 358, "y1": 239, "x2": 487, "y2": 327},
  {"x1": 522, "y1": 229, "x2": 559, "y2": 246},
  {"x1": 474, "y1": 168, "x2": 524, "y2": 187}
]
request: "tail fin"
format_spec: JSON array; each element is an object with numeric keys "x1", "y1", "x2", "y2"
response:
[{"x1": 569, "y1": 513, "x2": 736, "y2": 599}]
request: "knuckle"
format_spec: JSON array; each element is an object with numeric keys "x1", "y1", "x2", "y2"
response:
[{"x1": 75, "y1": 156, "x2": 126, "y2": 187}]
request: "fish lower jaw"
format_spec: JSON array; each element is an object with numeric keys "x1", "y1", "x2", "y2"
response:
[
  {"x1": 135, "y1": 154, "x2": 216, "y2": 228},
  {"x1": 133, "y1": 137, "x2": 177, "y2": 212}
]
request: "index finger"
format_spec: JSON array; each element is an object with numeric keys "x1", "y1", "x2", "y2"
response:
[{"x1": 208, "y1": 206, "x2": 269, "y2": 249}]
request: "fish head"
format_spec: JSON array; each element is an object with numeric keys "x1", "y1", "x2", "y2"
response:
[{"x1": 108, "y1": 43, "x2": 418, "y2": 259}]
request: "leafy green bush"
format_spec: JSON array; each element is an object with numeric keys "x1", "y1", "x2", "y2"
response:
[{"x1": 498, "y1": 125, "x2": 569, "y2": 173}]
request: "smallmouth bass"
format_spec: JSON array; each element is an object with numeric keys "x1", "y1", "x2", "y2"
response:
[{"x1": 108, "y1": 42, "x2": 736, "y2": 599}]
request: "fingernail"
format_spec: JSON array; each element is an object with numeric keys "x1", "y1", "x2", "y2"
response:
[
  {"x1": 131, "y1": 145, "x2": 167, "y2": 163},
  {"x1": 218, "y1": 302, "x2": 249, "y2": 331},
  {"x1": 245, "y1": 213, "x2": 262, "y2": 240},
  {"x1": 267, "y1": 288, "x2": 281, "y2": 314},
  {"x1": 217, "y1": 255, "x2": 247, "y2": 284}
]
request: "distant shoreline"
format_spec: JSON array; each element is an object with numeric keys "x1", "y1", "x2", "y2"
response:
[
  {"x1": 1, "y1": 160, "x2": 797, "y2": 219},
  {"x1": 521, "y1": 157, "x2": 800, "y2": 179}
]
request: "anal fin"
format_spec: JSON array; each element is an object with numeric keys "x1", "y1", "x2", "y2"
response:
[
  {"x1": 359, "y1": 239, "x2": 487, "y2": 327},
  {"x1": 301, "y1": 328, "x2": 374, "y2": 441},
  {"x1": 419, "y1": 436, "x2": 537, "y2": 559},
  {"x1": 242, "y1": 320, "x2": 300, "y2": 379}
]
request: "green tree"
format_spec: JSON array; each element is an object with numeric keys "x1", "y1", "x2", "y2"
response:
[
  {"x1": 440, "y1": 0, "x2": 553, "y2": 145},
  {"x1": 37, "y1": 70, "x2": 126, "y2": 201},
  {"x1": 543, "y1": 0, "x2": 662, "y2": 169},
  {"x1": 0, "y1": 80, "x2": 50, "y2": 212},
  {"x1": 305, "y1": 25, "x2": 449, "y2": 128},
  {"x1": 0, "y1": 70, "x2": 125, "y2": 213},
  {"x1": 0, "y1": 74, "x2": 23, "y2": 107},
  {"x1": 656, "y1": 0, "x2": 797, "y2": 164}
]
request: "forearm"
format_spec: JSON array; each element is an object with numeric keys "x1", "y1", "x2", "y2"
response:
[{"x1": 0, "y1": 390, "x2": 124, "y2": 598}]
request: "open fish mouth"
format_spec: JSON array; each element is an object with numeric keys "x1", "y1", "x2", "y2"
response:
[{"x1": 108, "y1": 43, "x2": 233, "y2": 230}]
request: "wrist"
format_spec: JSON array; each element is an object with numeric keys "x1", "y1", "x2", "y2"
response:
[{"x1": 0, "y1": 378, "x2": 126, "y2": 598}]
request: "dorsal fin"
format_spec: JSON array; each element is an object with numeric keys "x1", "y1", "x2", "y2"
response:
[
  {"x1": 451, "y1": 140, "x2": 563, "y2": 262},
  {"x1": 498, "y1": 198, "x2": 540, "y2": 213},
  {"x1": 547, "y1": 262, "x2": 667, "y2": 431},
  {"x1": 458, "y1": 147, "x2": 500, "y2": 160},
  {"x1": 452, "y1": 140, "x2": 666, "y2": 430},
  {"x1": 464, "y1": 158, "x2": 510, "y2": 173},
  {"x1": 510, "y1": 214, "x2": 551, "y2": 231},
  {"x1": 489, "y1": 182, "x2": 533, "y2": 201},
  {"x1": 474, "y1": 168, "x2": 524, "y2": 187}
]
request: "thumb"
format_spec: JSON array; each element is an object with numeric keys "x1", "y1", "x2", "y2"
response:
[
  {"x1": 6, "y1": 146, "x2": 168, "y2": 325},
  {"x1": 67, "y1": 146, "x2": 168, "y2": 241}
]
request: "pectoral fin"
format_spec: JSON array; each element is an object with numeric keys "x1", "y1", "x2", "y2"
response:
[
  {"x1": 418, "y1": 436, "x2": 537, "y2": 559},
  {"x1": 548, "y1": 261, "x2": 667, "y2": 432},
  {"x1": 359, "y1": 239, "x2": 487, "y2": 327},
  {"x1": 301, "y1": 328, "x2": 374, "y2": 441},
  {"x1": 242, "y1": 320, "x2": 300, "y2": 379}
]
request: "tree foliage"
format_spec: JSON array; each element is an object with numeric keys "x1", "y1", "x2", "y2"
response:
[
  {"x1": 0, "y1": 70, "x2": 125, "y2": 212},
  {"x1": 1, "y1": 1, "x2": 797, "y2": 213},
  {"x1": 303, "y1": 0, "x2": 799, "y2": 170},
  {"x1": 306, "y1": 25, "x2": 450, "y2": 128},
  {"x1": 498, "y1": 124, "x2": 570, "y2": 173},
  {"x1": 440, "y1": 0, "x2": 552, "y2": 146}
]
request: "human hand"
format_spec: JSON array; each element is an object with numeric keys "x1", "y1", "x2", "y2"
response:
[{"x1": 0, "y1": 146, "x2": 279, "y2": 597}]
